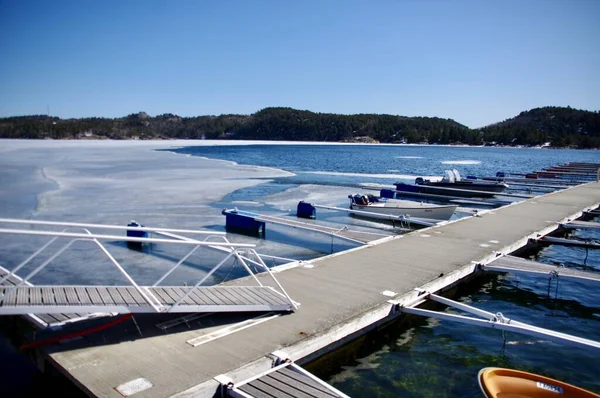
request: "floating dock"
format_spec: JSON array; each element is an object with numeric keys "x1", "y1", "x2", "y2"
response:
[
  {"x1": 2, "y1": 179, "x2": 595, "y2": 397},
  {"x1": 1, "y1": 170, "x2": 599, "y2": 397}
]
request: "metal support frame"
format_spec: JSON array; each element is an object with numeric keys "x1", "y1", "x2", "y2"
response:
[
  {"x1": 152, "y1": 230, "x2": 299, "y2": 310},
  {"x1": 0, "y1": 228, "x2": 254, "y2": 248},
  {"x1": 0, "y1": 218, "x2": 226, "y2": 237},
  {"x1": 0, "y1": 219, "x2": 299, "y2": 314},
  {"x1": 539, "y1": 236, "x2": 600, "y2": 249},
  {"x1": 236, "y1": 250, "x2": 298, "y2": 310},
  {"x1": 0, "y1": 227, "x2": 164, "y2": 311},
  {"x1": 560, "y1": 221, "x2": 600, "y2": 231},
  {"x1": 399, "y1": 292, "x2": 600, "y2": 351}
]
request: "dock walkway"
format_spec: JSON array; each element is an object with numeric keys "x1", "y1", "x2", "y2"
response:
[
  {"x1": 255, "y1": 214, "x2": 387, "y2": 244},
  {"x1": 40, "y1": 181, "x2": 600, "y2": 397}
]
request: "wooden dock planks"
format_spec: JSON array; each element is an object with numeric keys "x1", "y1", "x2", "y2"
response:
[
  {"x1": 238, "y1": 366, "x2": 343, "y2": 398},
  {"x1": 0, "y1": 285, "x2": 294, "y2": 313}
]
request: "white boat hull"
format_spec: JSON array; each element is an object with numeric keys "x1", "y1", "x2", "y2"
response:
[{"x1": 350, "y1": 200, "x2": 457, "y2": 221}]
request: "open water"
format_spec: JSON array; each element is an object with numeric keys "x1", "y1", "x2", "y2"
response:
[{"x1": 1, "y1": 142, "x2": 599, "y2": 396}]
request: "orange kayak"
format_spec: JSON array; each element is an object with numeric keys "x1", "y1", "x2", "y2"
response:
[{"x1": 478, "y1": 367, "x2": 600, "y2": 398}]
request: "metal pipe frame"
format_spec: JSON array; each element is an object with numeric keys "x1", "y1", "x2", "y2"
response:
[
  {"x1": 241, "y1": 250, "x2": 299, "y2": 310},
  {"x1": 153, "y1": 245, "x2": 202, "y2": 286},
  {"x1": 0, "y1": 221, "x2": 299, "y2": 314},
  {"x1": 540, "y1": 236, "x2": 600, "y2": 249},
  {"x1": 0, "y1": 228, "x2": 254, "y2": 248},
  {"x1": 482, "y1": 264, "x2": 600, "y2": 283},
  {"x1": 168, "y1": 252, "x2": 236, "y2": 311},
  {"x1": 0, "y1": 228, "x2": 164, "y2": 312},
  {"x1": 0, "y1": 218, "x2": 226, "y2": 236},
  {"x1": 151, "y1": 232, "x2": 263, "y2": 287},
  {"x1": 400, "y1": 294, "x2": 600, "y2": 351},
  {"x1": 0, "y1": 229, "x2": 65, "y2": 286},
  {"x1": 427, "y1": 293, "x2": 527, "y2": 327},
  {"x1": 151, "y1": 229, "x2": 298, "y2": 309}
]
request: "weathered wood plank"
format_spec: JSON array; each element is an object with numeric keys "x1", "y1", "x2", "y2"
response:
[
  {"x1": 125, "y1": 287, "x2": 148, "y2": 305},
  {"x1": 16, "y1": 287, "x2": 29, "y2": 306},
  {"x1": 95, "y1": 287, "x2": 115, "y2": 305},
  {"x1": 185, "y1": 288, "x2": 212, "y2": 305},
  {"x1": 64, "y1": 287, "x2": 80, "y2": 305},
  {"x1": 244, "y1": 287, "x2": 280, "y2": 306},
  {"x1": 107, "y1": 287, "x2": 127, "y2": 305},
  {"x1": 154, "y1": 288, "x2": 177, "y2": 305},
  {"x1": 74, "y1": 287, "x2": 93, "y2": 305},
  {"x1": 238, "y1": 384, "x2": 274, "y2": 398},
  {"x1": 201, "y1": 288, "x2": 226, "y2": 305},
  {"x1": 29, "y1": 288, "x2": 43, "y2": 305},
  {"x1": 275, "y1": 367, "x2": 339, "y2": 397},
  {"x1": 117, "y1": 287, "x2": 139, "y2": 306},
  {"x1": 169, "y1": 287, "x2": 196, "y2": 305},
  {"x1": 208, "y1": 288, "x2": 237, "y2": 305},
  {"x1": 52, "y1": 287, "x2": 69, "y2": 305},
  {"x1": 41, "y1": 287, "x2": 55, "y2": 305},
  {"x1": 227, "y1": 287, "x2": 260, "y2": 305},
  {"x1": 86, "y1": 287, "x2": 104, "y2": 305}
]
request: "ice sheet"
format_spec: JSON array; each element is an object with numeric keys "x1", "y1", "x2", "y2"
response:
[{"x1": 0, "y1": 140, "x2": 376, "y2": 286}]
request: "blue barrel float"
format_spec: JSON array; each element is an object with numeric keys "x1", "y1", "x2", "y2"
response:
[
  {"x1": 222, "y1": 209, "x2": 266, "y2": 236},
  {"x1": 296, "y1": 201, "x2": 316, "y2": 219},
  {"x1": 126, "y1": 220, "x2": 148, "y2": 249}
]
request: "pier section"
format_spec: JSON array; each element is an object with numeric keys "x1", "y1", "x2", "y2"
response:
[{"x1": 22, "y1": 181, "x2": 600, "y2": 397}]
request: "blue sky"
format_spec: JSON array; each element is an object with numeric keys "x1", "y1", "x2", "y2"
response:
[{"x1": 0, "y1": 0, "x2": 598, "y2": 128}]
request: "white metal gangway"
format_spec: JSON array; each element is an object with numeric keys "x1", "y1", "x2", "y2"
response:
[{"x1": 0, "y1": 219, "x2": 299, "y2": 317}]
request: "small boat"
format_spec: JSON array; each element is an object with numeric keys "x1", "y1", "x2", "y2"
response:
[
  {"x1": 348, "y1": 194, "x2": 458, "y2": 221},
  {"x1": 395, "y1": 169, "x2": 509, "y2": 198},
  {"x1": 478, "y1": 367, "x2": 600, "y2": 398}
]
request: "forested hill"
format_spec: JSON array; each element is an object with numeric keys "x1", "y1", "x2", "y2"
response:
[
  {"x1": 479, "y1": 107, "x2": 600, "y2": 148},
  {"x1": 1, "y1": 106, "x2": 599, "y2": 148}
]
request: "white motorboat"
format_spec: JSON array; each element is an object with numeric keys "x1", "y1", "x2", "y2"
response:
[{"x1": 348, "y1": 194, "x2": 458, "y2": 221}]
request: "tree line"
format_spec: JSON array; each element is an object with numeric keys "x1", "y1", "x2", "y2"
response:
[{"x1": 1, "y1": 106, "x2": 598, "y2": 148}]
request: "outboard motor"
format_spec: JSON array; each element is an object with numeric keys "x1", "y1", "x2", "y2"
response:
[
  {"x1": 443, "y1": 170, "x2": 455, "y2": 183},
  {"x1": 452, "y1": 169, "x2": 461, "y2": 181},
  {"x1": 415, "y1": 177, "x2": 424, "y2": 185}
]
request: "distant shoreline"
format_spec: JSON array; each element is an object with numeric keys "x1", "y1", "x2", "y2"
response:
[
  {"x1": 2, "y1": 106, "x2": 598, "y2": 149},
  {"x1": 1, "y1": 137, "x2": 597, "y2": 150}
]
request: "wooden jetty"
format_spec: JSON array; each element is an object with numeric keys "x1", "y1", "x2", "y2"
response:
[{"x1": 7, "y1": 179, "x2": 594, "y2": 397}]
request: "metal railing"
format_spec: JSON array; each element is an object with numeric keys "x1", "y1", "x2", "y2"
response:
[
  {"x1": 398, "y1": 291, "x2": 600, "y2": 351},
  {"x1": 0, "y1": 219, "x2": 298, "y2": 313}
]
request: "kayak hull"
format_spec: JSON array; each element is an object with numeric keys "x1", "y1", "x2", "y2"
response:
[{"x1": 478, "y1": 367, "x2": 600, "y2": 398}]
